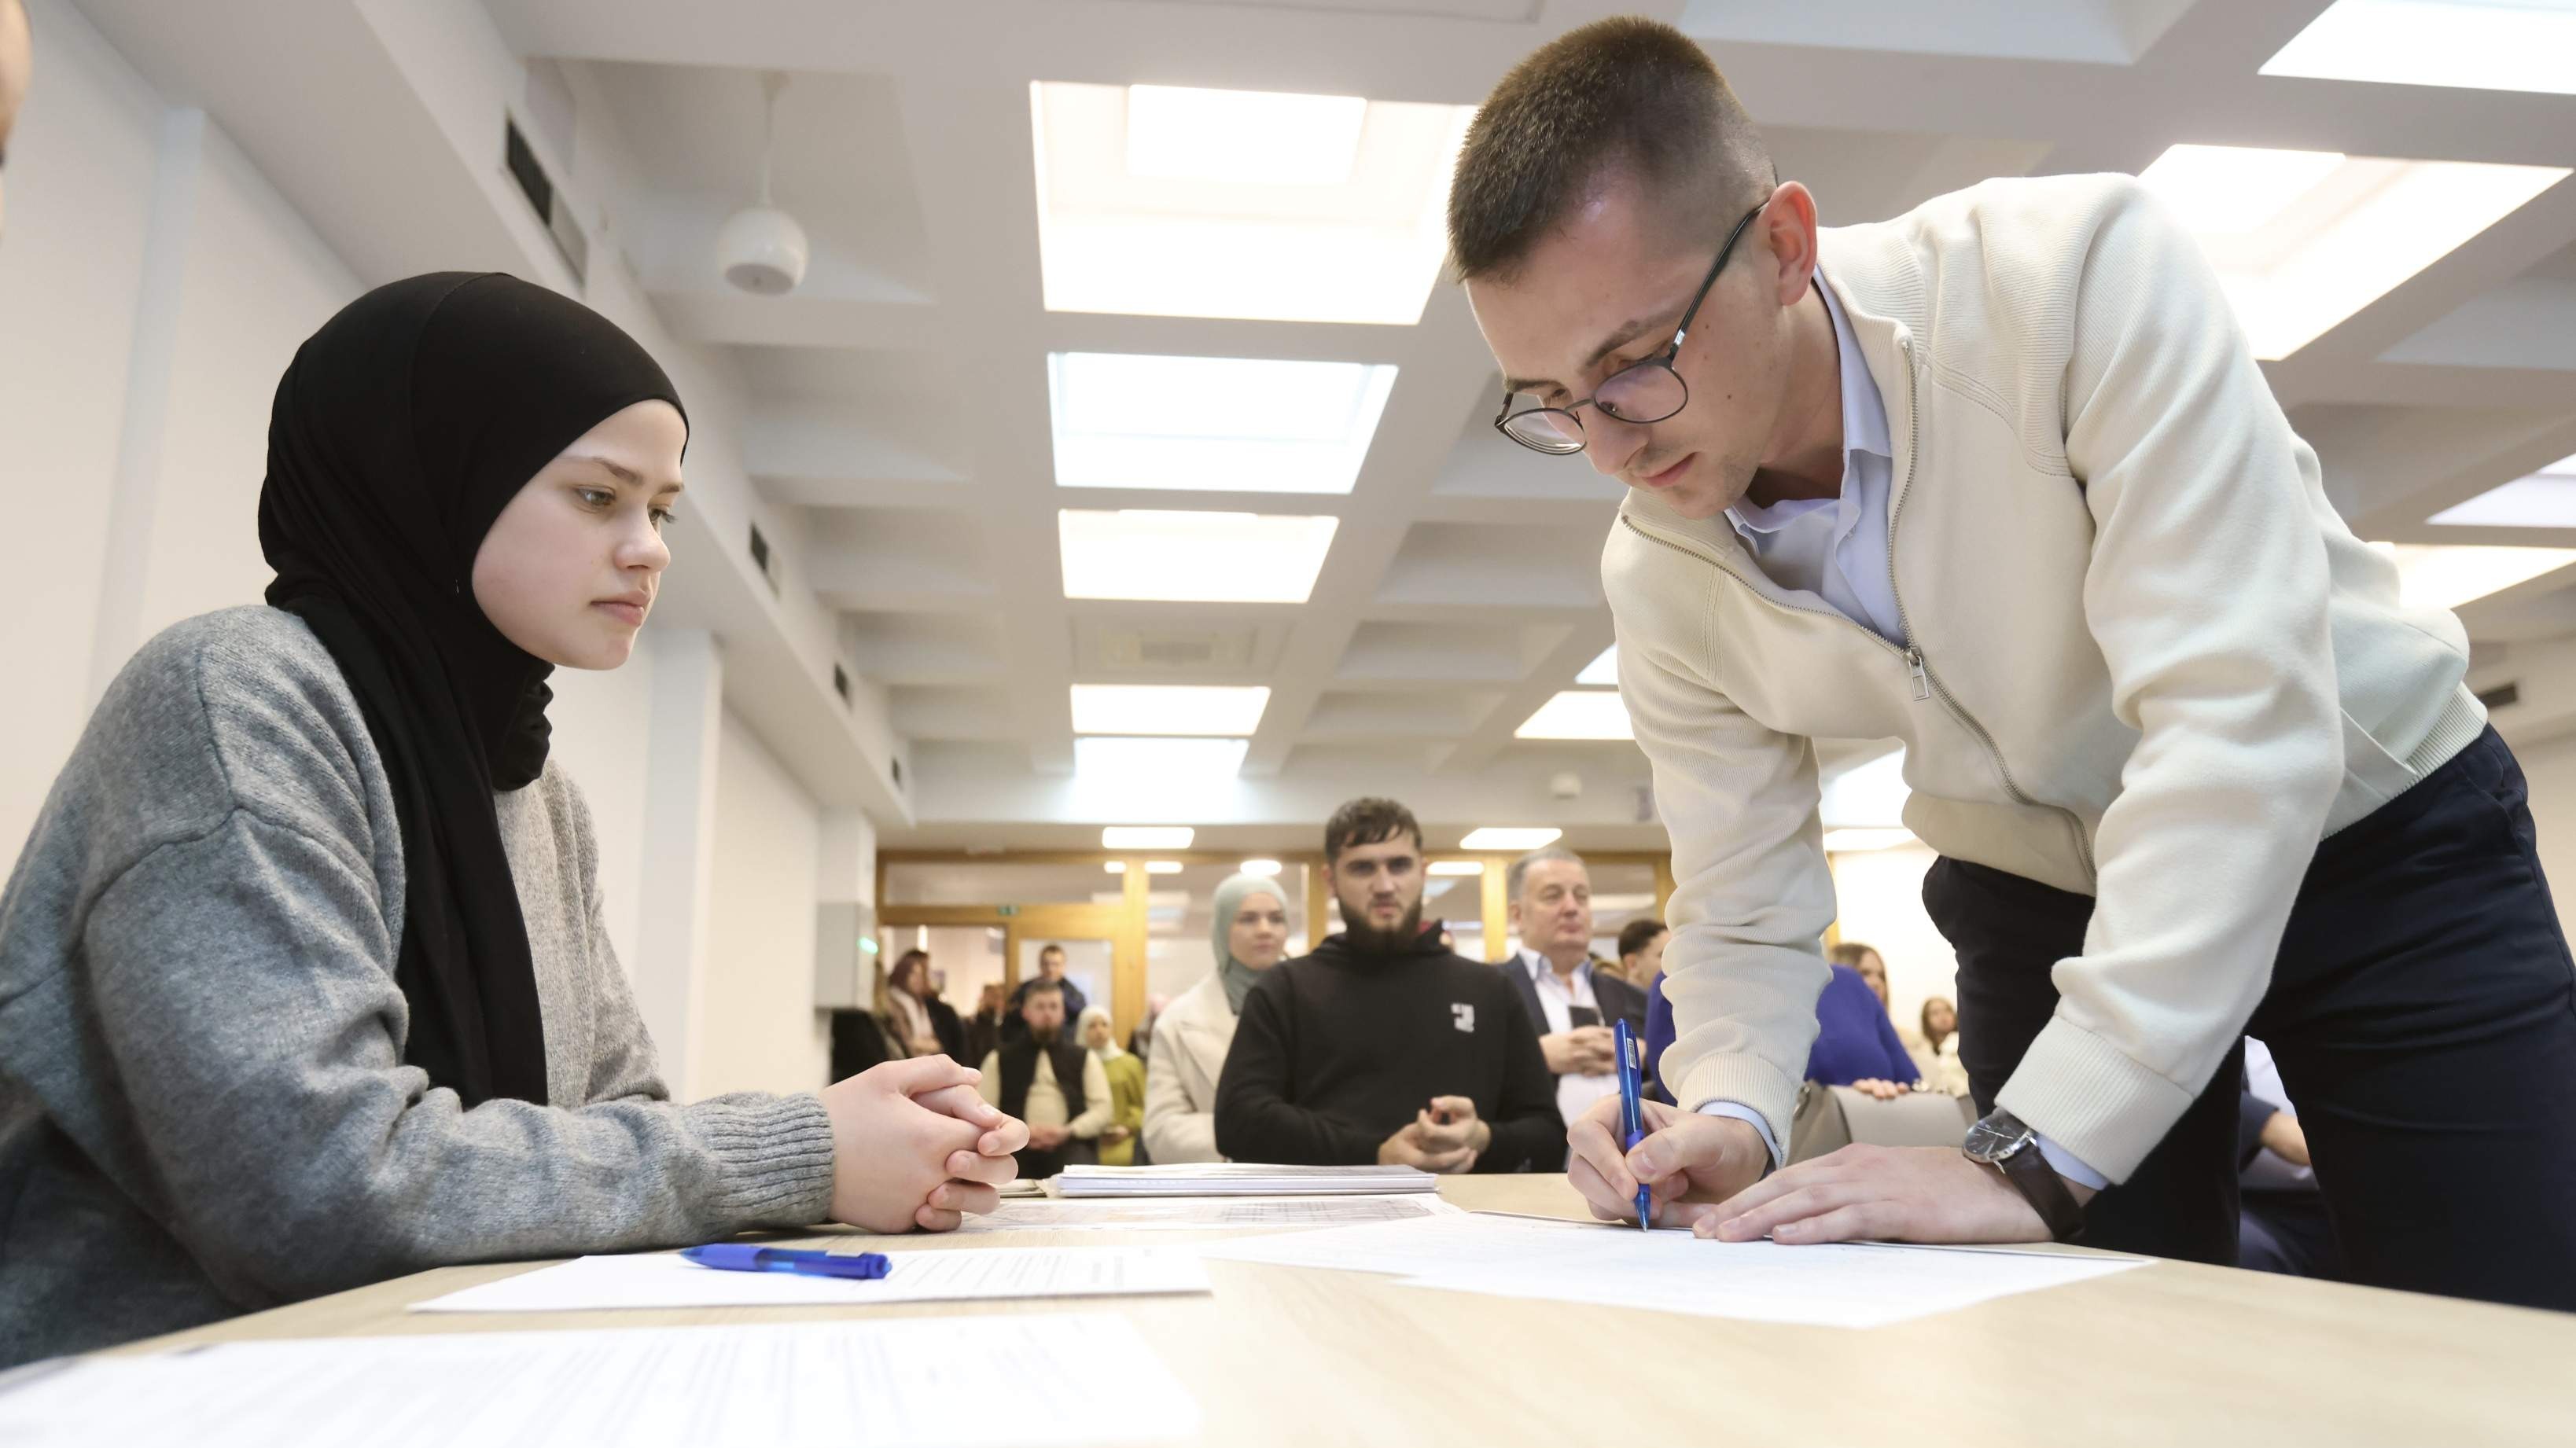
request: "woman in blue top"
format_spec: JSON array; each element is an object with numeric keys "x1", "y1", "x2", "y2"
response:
[{"x1": 1644, "y1": 964, "x2": 1921, "y2": 1105}]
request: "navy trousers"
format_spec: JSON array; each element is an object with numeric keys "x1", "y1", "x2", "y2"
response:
[{"x1": 1923, "y1": 728, "x2": 2576, "y2": 1311}]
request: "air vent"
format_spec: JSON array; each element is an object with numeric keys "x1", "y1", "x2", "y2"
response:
[
  {"x1": 502, "y1": 118, "x2": 587, "y2": 284},
  {"x1": 2475, "y1": 681, "x2": 2521, "y2": 711},
  {"x1": 746, "y1": 521, "x2": 780, "y2": 595},
  {"x1": 1083, "y1": 622, "x2": 1262, "y2": 674},
  {"x1": 832, "y1": 663, "x2": 852, "y2": 705},
  {"x1": 891, "y1": 757, "x2": 904, "y2": 788}
]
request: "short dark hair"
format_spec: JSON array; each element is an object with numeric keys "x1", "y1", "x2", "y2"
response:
[
  {"x1": 1448, "y1": 17, "x2": 1773, "y2": 283},
  {"x1": 1617, "y1": 917, "x2": 1668, "y2": 960},
  {"x1": 1024, "y1": 978, "x2": 1064, "y2": 1000},
  {"x1": 1038, "y1": 943, "x2": 1066, "y2": 961},
  {"x1": 1325, "y1": 797, "x2": 1423, "y2": 865}
]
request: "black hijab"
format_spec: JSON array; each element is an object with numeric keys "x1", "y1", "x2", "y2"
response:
[{"x1": 259, "y1": 272, "x2": 685, "y2": 1108}]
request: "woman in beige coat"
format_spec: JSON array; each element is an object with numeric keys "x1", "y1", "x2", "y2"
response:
[{"x1": 1143, "y1": 873, "x2": 1290, "y2": 1163}]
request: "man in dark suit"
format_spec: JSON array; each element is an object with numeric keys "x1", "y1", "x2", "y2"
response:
[
  {"x1": 1000, "y1": 943, "x2": 1090, "y2": 1048},
  {"x1": 1503, "y1": 847, "x2": 1648, "y2": 1135}
]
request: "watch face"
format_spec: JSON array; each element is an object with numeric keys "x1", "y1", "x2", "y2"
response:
[{"x1": 1963, "y1": 1114, "x2": 2030, "y2": 1163}]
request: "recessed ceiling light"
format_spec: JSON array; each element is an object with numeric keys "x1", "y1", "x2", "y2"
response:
[
  {"x1": 2430, "y1": 454, "x2": 2576, "y2": 529},
  {"x1": 1240, "y1": 858, "x2": 1284, "y2": 876},
  {"x1": 1049, "y1": 351, "x2": 1397, "y2": 495},
  {"x1": 1144, "y1": 860, "x2": 1185, "y2": 875},
  {"x1": 1059, "y1": 509, "x2": 1339, "y2": 603},
  {"x1": 1102, "y1": 825, "x2": 1194, "y2": 849},
  {"x1": 2136, "y1": 143, "x2": 2566, "y2": 358},
  {"x1": 2369, "y1": 541, "x2": 2576, "y2": 609},
  {"x1": 1103, "y1": 861, "x2": 1127, "y2": 874},
  {"x1": 1073, "y1": 736, "x2": 1251, "y2": 784},
  {"x1": 1823, "y1": 828, "x2": 1917, "y2": 853},
  {"x1": 1575, "y1": 645, "x2": 1619, "y2": 687},
  {"x1": 1124, "y1": 85, "x2": 1370, "y2": 186},
  {"x1": 1427, "y1": 860, "x2": 1486, "y2": 877},
  {"x1": 1515, "y1": 691, "x2": 1634, "y2": 741},
  {"x1": 2263, "y1": 0, "x2": 2576, "y2": 97},
  {"x1": 1031, "y1": 80, "x2": 1476, "y2": 324},
  {"x1": 1460, "y1": 827, "x2": 1562, "y2": 851},
  {"x1": 1070, "y1": 685, "x2": 1270, "y2": 737}
]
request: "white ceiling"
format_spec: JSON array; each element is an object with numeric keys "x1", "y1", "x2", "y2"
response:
[{"x1": 75, "y1": 0, "x2": 2576, "y2": 852}]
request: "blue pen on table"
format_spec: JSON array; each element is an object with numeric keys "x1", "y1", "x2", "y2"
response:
[
  {"x1": 681, "y1": 1244, "x2": 892, "y2": 1281},
  {"x1": 1614, "y1": 1016, "x2": 1651, "y2": 1231}
]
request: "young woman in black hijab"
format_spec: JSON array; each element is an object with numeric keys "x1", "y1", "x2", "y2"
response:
[{"x1": 0, "y1": 273, "x2": 1025, "y2": 1367}]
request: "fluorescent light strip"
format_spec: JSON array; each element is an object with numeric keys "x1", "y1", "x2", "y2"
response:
[
  {"x1": 1032, "y1": 80, "x2": 1477, "y2": 325},
  {"x1": 2370, "y1": 542, "x2": 2576, "y2": 610},
  {"x1": 2136, "y1": 144, "x2": 2567, "y2": 359},
  {"x1": 2263, "y1": 0, "x2": 2576, "y2": 97},
  {"x1": 1069, "y1": 685, "x2": 1269, "y2": 737},
  {"x1": 2430, "y1": 454, "x2": 2576, "y2": 529},
  {"x1": 1102, "y1": 826, "x2": 1194, "y2": 849},
  {"x1": 1427, "y1": 861, "x2": 1486, "y2": 877},
  {"x1": 1050, "y1": 352, "x2": 1397, "y2": 495},
  {"x1": 1460, "y1": 827, "x2": 1562, "y2": 851},
  {"x1": 1073, "y1": 736, "x2": 1251, "y2": 785},
  {"x1": 1240, "y1": 858, "x2": 1284, "y2": 876},
  {"x1": 1515, "y1": 691, "x2": 1634, "y2": 741},
  {"x1": 1059, "y1": 509, "x2": 1340, "y2": 603}
]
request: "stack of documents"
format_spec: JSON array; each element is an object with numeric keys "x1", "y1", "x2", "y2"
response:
[
  {"x1": 1053, "y1": 1163, "x2": 1438, "y2": 1196},
  {"x1": 1197, "y1": 1211, "x2": 2147, "y2": 1328},
  {"x1": 956, "y1": 1193, "x2": 1460, "y2": 1233},
  {"x1": 0, "y1": 1314, "x2": 1197, "y2": 1447}
]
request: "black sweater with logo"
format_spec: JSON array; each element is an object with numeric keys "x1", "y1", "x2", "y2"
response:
[{"x1": 1213, "y1": 929, "x2": 1563, "y2": 1171}]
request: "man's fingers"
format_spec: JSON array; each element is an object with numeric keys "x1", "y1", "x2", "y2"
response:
[
  {"x1": 1767, "y1": 1202, "x2": 1885, "y2": 1244},
  {"x1": 914, "y1": 1204, "x2": 964, "y2": 1233},
  {"x1": 1426, "y1": 1095, "x2": 1477, "y2": 1119},
  {"x1": 946, "y1": 1149, "x2": 1019, "y2": 1186},
  {"x1": 1659, "y1": 1197, "x2": 1729, "y2": 1229},
  {"x1": 876, "y1": 1056, "x2": 981, "y2": 1095},
  {"x1": 930, "y1": 1180, "x2": 1000, "y2": 1217},
  {"x1": 1709, "y1": 1182, "x2": 1864, "y2": 1242},
  {"x1": 1570, "y1": 1156, "x2": 1628, "y2": 1220},
  {"x1": 1419, "y1": 1145, "x2": 1476, "y2": 1172},
  {"x1": 911, "y1": 1082, "x2": 1006, "y2": 1129}
]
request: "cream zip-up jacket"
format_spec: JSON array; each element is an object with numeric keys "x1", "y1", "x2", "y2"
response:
[{"x1": 1610, "y1": 174, "x2": 2486, "y2": 1181}]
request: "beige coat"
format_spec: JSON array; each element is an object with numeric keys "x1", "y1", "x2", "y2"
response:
[{"x1": 1142, "y1": 973, "x2": 1238, "y2": 1164}]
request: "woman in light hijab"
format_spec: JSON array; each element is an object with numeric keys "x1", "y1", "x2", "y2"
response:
[
  {"x1": 1143, "y1": 872, "x2": 1290, "y2": 1163},
  {"x1": 1079, "y1": 1005, "x2": 1146, "y2": 1166},
  {"x1": 0, "y1": 273, "x2": 1024, "y2": 1369}
]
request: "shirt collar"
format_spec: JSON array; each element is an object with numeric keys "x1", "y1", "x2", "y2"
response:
[
  {"x1": 1521, "y1": 948, "x2": 1589, "y2": 986},
  {"x1": 1725, "y1": 267, "x2": 1892, "y2": 539}
]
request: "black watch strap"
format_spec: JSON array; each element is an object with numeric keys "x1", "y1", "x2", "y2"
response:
[{"x1": 1964, "y1": 1112, "x2": 2087, "y2": 1243}]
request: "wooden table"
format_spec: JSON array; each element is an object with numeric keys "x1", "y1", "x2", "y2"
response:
[{"x1": 111, "y1": 1176, "x2": 2576, "y2": 1446}]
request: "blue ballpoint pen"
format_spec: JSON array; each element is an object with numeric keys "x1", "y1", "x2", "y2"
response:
[
  {"x1": 1614, "y1": 1017, "x2": 1651, "y2": 1231},
  {"x1": 681, "y1": 1244, "x2": 892, "y2": 1280}
]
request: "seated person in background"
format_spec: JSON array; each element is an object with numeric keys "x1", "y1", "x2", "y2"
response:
[
  {"x1": 1079, "y1": 1005, "x2": 1146, "y2": 1167},
  {"x1": 979, "y1": 979, "x2": 1109, "y2": 1178},
  {"x1": 1216, "y1": 799, "x2": 1562, "y2": 1173},
  {"x1": 887, "y1": 949, "x2": 965, "y2": 1060},
  {"x1": 1504, "y1": 847, "x2": 1647, "y2": 1140},
  {"x1": 2239, "y1": 1038, "x2": 2342, "y2": 1281},
  {"x1": 1645, "y1": 962, "x2": 1922, "y2": 1104},
  {"x1": 1001, "y1": 943, "x2": 1090, "y2": 1047},
  {"x1": 1617, "y1": 917, "x2": 1669, "y2": 988},
  {"x1": 1832, "y1": 940, "x2": 1935, "y2": 1096},
  {"x1": 1917, "y1": 995, "x2": 1971, "y2": 1097},
  {"x1": 965, "y1": 983, "x2": 1006, "y2": 1066},
  {"x1": 0, "y1": 274, "x2": 1024, "y2": 1369},
  {"x1": 1144, "y1": 872, "x2": 1290, "y2": 1163}
]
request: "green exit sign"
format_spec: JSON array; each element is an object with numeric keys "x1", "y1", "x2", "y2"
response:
[{"x1": 996, "y1": 905, "x2": 1020, "y2": 918}]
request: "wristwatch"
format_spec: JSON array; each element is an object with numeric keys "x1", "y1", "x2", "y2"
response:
[{"x1": 1962, "y1": 1109, "x2": 2087, "y2": 1243}]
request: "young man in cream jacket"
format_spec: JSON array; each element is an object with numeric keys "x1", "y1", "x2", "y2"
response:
[{"x1": 1455, "y1": 18, "x2": 2574, "y2": 1310}]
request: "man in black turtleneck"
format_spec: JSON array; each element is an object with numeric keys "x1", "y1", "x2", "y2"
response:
[{"x1": 1214, "y1": 799, "x2": 1563, "y2": 1172}]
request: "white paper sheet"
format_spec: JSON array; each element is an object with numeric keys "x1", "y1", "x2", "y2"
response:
[
  {"x1": 0, "y1": 1314, "x2": 1197, "y2": 1448},
  {"x1": 950, "y1": 1192, "x2": 1462, "y2": 1233},
  {"x1": 410, "y1": 1245, "x2": 1209, "y2": 1314},
  {"x1": 1199, "y1": 1210, "x2": 2144, "y2": 1327},
  {"x1": 1053, "y1": 1163, "x2": 1439, "y2": 1196}
]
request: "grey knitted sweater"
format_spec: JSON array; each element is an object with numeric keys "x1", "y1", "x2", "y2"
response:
[{"x1": 0, "y1": 608, "x2": 837, "y2": 1367}]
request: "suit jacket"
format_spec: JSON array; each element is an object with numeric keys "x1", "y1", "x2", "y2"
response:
[{"x1": 1506, "y1": 956, "x2": 1651, "y2": 1094}]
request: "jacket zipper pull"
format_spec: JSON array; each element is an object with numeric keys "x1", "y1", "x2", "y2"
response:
[{"x1": 1904, "y1": 647, "x2": 1931, "y2": 702}]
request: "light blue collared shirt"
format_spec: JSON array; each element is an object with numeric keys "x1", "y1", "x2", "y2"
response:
[{"x1": 1690, "y1": 271, "x2": 2109, "y2": 1194}]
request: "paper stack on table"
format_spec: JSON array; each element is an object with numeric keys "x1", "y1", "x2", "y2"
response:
[
  {"x1": 0, "y1": 1314, "x2": 1196, "y2": 1448},
  {"x1": 1198, "y1": 1211, "x2": 2146, "y2": 1328},
  {"x1": 409, "y1": 1245, "x2": 1210, "y2": 1314},
  {"x1": 1052, "y1": 1163, "x2": 1439, "y2": 1196}
]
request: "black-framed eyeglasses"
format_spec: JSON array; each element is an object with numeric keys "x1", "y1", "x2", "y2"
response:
[{"x1": 1492, "y1": 201, "x2": 1767, "y2": 456}]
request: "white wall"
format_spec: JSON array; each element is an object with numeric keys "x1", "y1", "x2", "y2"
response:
[
  {"x1": 1827, "y1": 843, "x2": 1959, "y2": 1036},
  {"x1": 700, "y1": 709, "x2": 830, "y2": 1096}
]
